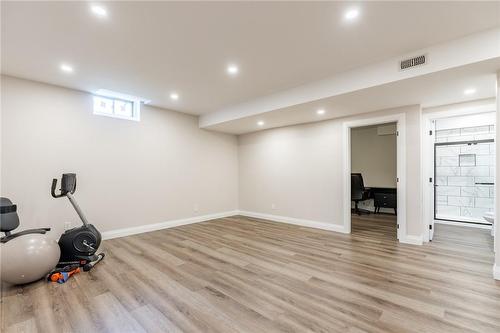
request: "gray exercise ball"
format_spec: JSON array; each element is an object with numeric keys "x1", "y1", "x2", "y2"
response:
[{"x1": 1, "y1": 233, "x2": 60, "y2": 285}]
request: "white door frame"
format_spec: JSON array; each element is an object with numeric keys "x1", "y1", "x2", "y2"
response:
[
  {"x1": 342, "y1": 113, "x2": 406, "y2": 241},
  {"x1": 421, "y1": 104, "x2": 496, "y2": 242}
]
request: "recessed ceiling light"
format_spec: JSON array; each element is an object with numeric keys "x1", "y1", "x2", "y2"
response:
[
  {"x1": 91, "y1": 4, "x2": 107, "y2": 17},
  {"x1": 316, "y1": 109, "x2": 325, "y2": 115},
  {"x1": 170, "y1": 92, "x2": 179, "y2": 101},
  {"x1": 344, "y1": 8, "x2": 360, "y2": 21},
  {"x1": 227, "y1": 64, "x2": 239, "y2": 75},
  {"x1": 60, "y1": 63, "x2": 74, "y2": 73},
  {"x1": 464, "y1": 88, "x2": 476, "y2": 95},
  {"x1": 257, "y1": 121, "x2": 264, "y2": 126}
]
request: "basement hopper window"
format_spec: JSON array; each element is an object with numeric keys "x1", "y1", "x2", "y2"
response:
[{"x1": 92, "y1": 89, "x2": 145, "y2": 121}]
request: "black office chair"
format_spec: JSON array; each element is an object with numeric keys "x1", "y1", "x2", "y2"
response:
[{"x1": 351, "y1": 173, "x2": 371, "y2": 215}]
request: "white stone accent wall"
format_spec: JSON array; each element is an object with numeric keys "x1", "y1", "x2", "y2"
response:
[{"x1": 435, "y1": 125, "x2": 495, "y2": 223}]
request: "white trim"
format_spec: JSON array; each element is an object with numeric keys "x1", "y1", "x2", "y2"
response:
[
  {"x1": 421, "y1": 106, "x2": 496, "y2": 242},
  {"x1": 93, "y1": 108, "x2": 141, "y2": 122},
  {"x1": 238, "y1": 211, "x2": 349, "y2": 233},
  {"x1": 494, "y1": 264, "x2": 500, "y2": 280},
  {"x1": 101, "y1": 210, "x2": 239, "y2": 240},
  {"x1": 101, "y1": 209, "x2": 350, "y2": 240},
  {"x1": 342, "y1": 113, "x2": 407, "y2": 241},
  {"x1": 421, "y1": 114, "x2": 435, "y2": 242},
  {"x1": 399, "y1": 235, "x2": 423, "y2": 245},
  {"x1": 434, "y1": 219, "x2": 492, "y2": 230},
  {"x1": 496, "y1": 71, "x2": 499, "y2": 261}
]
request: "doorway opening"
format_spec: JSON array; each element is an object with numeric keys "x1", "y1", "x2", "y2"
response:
[
  {"x1": 350, "y1": 122, "x2": 398, "y2": 239},
  {"x1": 342, "y1": 113, "x2": 406, "y2": 242},
  {"x1": 423, "y1": 111, "x2": 496, "y2": 241}
]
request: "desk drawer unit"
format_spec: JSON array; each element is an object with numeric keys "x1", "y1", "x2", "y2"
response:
[{"x1": 374, "y1": 193, "x2": 397, "y2": 214}]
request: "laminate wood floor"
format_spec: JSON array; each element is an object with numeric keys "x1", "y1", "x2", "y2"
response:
[{"x1": 1, "y1": 215, "x2": 499, "y2": 333}]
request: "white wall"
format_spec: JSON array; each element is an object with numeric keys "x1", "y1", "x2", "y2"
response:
[
  {"x1": 238, "y1": 120, "x2": 343, "y2": 225},
  {"x1": 0, "y1": 76, "x2": 239, "y2": 236},
  {"x1": 351, "y1": 124, "x2": 397, "y2": 188},
  {"x1": 238, "y1": 105, "x2": 422, "y2": 237}
]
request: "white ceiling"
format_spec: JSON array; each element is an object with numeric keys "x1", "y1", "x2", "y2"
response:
[
  {"x1": 206, "y1": 58, "x2": 500, "y2": 134},
  {"x1": 2, "y1": 1, "x2": 500, "y2": 116}
]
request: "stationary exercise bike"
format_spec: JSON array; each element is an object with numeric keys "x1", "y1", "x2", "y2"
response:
[
  {"x1": 51, "y1": 173, "x2": 104, "y2": 272},
  {"x1": 1, "y1": 173, "x2": 105, "y2": 285}
]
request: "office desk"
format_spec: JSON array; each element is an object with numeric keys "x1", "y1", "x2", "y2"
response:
[{"x1": 366, "y1": 187, "x2": 397, "y2": 214}]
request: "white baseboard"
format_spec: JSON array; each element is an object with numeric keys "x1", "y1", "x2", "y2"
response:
[
  {"x1": 238, "y1": 210, "x2": 348, "y2": 234},
  {"x1": 101, "y1": 209, "x2": 418, "y2": 245},
  {"x1": 494, "y1": 264, "x2": 500, "y2": 280},
  {"x1": 101, "y1": 210, "x2": 239, "y2": 240},
  {"x1": 399, "y1": 235, "x2": 423, "y2": 245}
]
